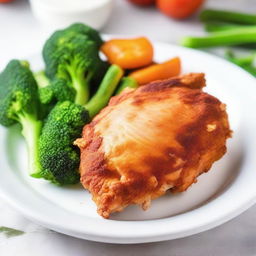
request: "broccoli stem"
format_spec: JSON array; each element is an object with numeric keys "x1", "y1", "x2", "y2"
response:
[
  {"x1": 115, "y1": 77, "x2": 139, "y2": 95},
  {"x1": 200, "y1": 9, "x2": 256, "y2": 25},
  {"x1": 66, "y1": 66, "x2": 91, "y2": 105},
  {"x1": 19, "y1": 114, "x2": 42, "y2": 177},
  {"x1": 73, "y1": 76, "x2": 90, "y2": 105},
  {"x1": 85, "y1": 65, "x2": 124, "y2": 118},
  {"x1": 181, "y1": 27, "x2": 256, "y2": 48},
  {"x1": 34, "y1": 70, "x2": 50, "y2": 88}
]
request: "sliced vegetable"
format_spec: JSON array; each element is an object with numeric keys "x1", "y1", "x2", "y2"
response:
[
  {"x1": 225, "y1": 50, "x2": 256, "y2": 76},
  {"x1": 225, "y1": 50, "x2": 255, "y2": 65},
  {"x1": 85, "y1": 65, "x2": 124, "y2": 118},
  {"x1": 157, "y1": 0, "x2": 205, "y2": 19},
  {"x1": 204, "y1": 22, "x2": 246, "y2": 33},
  {"x1": 101, "y1": 37, "x2": 154, "y2": 69},
  {"x1": 38, "y1": 65, "x2": 123, "y2": 185},
  {"x1": 129, "y1": 57, "x2": 181, "y2": 85},
  {"x1": 0, "y1": 60, "x2": 43, "y2": 177},
  {"x1": 116, "y1": 77, "x2": 139, "y2": 94},
  {"x1": 200, "y1": 9, "x2": 256, "y2": 25},
  {"x1": 181, "y1": 27, "x2": 256, "y2": 48},
  {"x1": 42, "y1": 23, "x2": 104, "y2": 105}
]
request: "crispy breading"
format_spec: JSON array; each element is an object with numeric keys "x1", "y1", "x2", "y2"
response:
[{"x1": 75, "y1": 73, "x2": 231, "y2": 218}]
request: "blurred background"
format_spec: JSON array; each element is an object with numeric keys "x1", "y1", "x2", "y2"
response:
[{"x1": 1, "y1": 0, "x2": 255, "y2": 64}]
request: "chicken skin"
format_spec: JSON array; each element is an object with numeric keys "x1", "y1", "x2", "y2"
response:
[{"x1": 75, "y1": 73, "x2": 231, "y2": 218}]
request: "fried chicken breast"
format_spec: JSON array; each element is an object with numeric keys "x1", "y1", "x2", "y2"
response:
[{"x1": 75, "y1": 73, "x2": 231, "y2": 218}]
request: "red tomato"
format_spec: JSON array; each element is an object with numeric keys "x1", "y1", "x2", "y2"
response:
[
  {"x1": 157, "y1": 0, "x2": 205, "y2": 19},
  {"x1": 0, "y1": 0, "x2": 14, "y2": 2},
  {"x1": 127, "y1": 0, "x2": 155, "y2": 6}
]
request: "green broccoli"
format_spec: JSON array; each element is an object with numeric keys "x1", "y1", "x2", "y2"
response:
[
  {"x1": 59, "y1": 23, "x2": 103, "y2": 49},
  {"x1": 39, "y1": 101, "x2": 88, "y2": 185},
  {"x1": 34, "y1": 70, "x2": 76, "y2": 106},
  {"x1": 39, "y1": 78, "x2": 76, "y2": 104},
  {"x1": 38, "y1": 65, "x2": 123, "y2": 185},
  {"x1": 0, "y1": 60, "x2": 42, "y2": 177},
  {"x1": 42, "y1": 23, "x2": 104, "y2": 105}
]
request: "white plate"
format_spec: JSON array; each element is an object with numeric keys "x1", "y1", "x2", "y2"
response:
[{"x1": 0, "y1": 42, "x2": 256, "y2": 244}]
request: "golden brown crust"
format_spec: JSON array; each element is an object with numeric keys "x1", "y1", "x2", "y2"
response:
[
  {"x1": 140, "y1": 72, "x2": 206, "y2": 93},
  {"x1": 75, "y1": 73, "x2": 231, "y2": 218}
]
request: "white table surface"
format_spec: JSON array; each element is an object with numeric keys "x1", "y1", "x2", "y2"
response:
[{"x1": 1, "y1": 0, "x2": 256, "y2": 255}]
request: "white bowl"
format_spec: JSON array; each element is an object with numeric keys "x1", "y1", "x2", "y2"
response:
[{"x1": 29, "y1": 0, "x2": 113, "y2": 30}]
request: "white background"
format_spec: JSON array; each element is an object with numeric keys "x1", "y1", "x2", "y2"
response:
[{"x1": 1, "y1": 0, "x2": 256, "y2": 255}]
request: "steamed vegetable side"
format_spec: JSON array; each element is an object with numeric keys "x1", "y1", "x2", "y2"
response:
[
  {"x1": 181, "y1": 9, "x2": 256, "y2": 76},
  {"x1": 85, "y1": 65, "x2": 124, "y2": 118},
  {"x1": 115, "y1": 77, "x2": 139, "y2": 95},
  {"x1": 101, "y1": 37, "x2": 181, "y2": 85},
  {"x1": 200, "y1": 9, "x2": 256, "y2": 25},
  {"x1": 0, "y1": 60, "x2": 42, "y2": 177},
  {"x1": 36, "y1": 24, "x2": 125, "y2": 185},
  {"x1": 0, "y1": 23, "x2": 182, "y2": 185},
  {"x1": 38, "y1": 101, "x2": 88, "y2": 185},
  {"x1": 129, "y1": 57, "x2": 181, "y2": 85},
  {"x1": 0, "y1": 23, "x2": 115, "y2": 185},
  {"x1": 182, "y1": 9, "x2": 256, "y2": 48},
  {"x1": 204, "y1": 23, "x2": 246, "y2": 33},
  {"x1": 101, "y1": 37, "x2": 154, "y2": 69},
  {"x1": 38, "y1": 65, "x2": 123, "y2": 185},
  {"x1": 39, "y1": 78, "x2": 76, "y2": 105},
  {"x1": 42, "y1": 23, "x2": 104, "y2": 105},
  {"x1": 34, "y1": 70, "x2": 50, "y2": 88},
  {"x1": 181, "y1": 27, "x2": 256, "y2": 48},
  {"x1": 225, "y1": 50, "x2": 256, "y2": 76}
]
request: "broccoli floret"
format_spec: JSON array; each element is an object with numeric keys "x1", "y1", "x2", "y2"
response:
[
  {"x1": 43, "y1": 23, "x2": 104, "y2": 105},
  {"x1": 39, "y1": 86, "x2": 54, "y2": 105},
  {"x1": 39, "y1": 78, "x2": 76, "y2": 104},
  {"x1": 63, "y1": 23, "x2": 103, "y2": 49},
  {"x1": 0, "y1": 60, "x2": 42, "y2": 176},
  {"x1": 38, "y1": 65, "x2": 123, "y2": 185},
  {"x1": 39, "y1": 101, "x2": 89, "y2": 185}
]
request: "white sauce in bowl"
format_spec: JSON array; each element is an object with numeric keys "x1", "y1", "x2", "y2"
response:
[
  {"x1": 29, "y1": 0, "x2": 113, "y2": 30},
  {"x1": 35, "y1": 0, "x2": 112, "y2": 13}
]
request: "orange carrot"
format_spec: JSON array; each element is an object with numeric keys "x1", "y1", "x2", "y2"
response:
[
  {"x1": 101, "y1": 37, "x2": 154, "y2": 69},
  {"x1": 129, "y1": 57, "x2": 181, "y2": 85}
]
